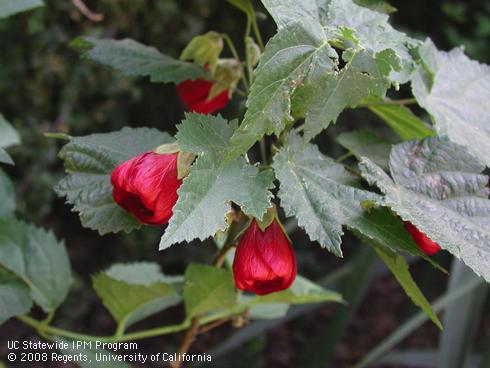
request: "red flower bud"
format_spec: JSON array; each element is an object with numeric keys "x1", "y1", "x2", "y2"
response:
[
  {"x1": 232, "y1": 219, "x2": 297, "y2": 295},
  {"x1": 176, "y1": 79, "x2": 229, "y2": 114},
  {"x1": 404, "y1": 221, "x2": 441, "y2": 256},
  {"x1": 111, "y1": 151, "x2": 182, "y2": 225}
]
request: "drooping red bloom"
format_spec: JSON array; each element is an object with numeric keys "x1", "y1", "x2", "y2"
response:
[
  {"x1": 232, "y1": 219, "x2": 297, "y2": 295},
  {"x1": 176, "y1": 79, "x2": 229, "y2": 114},
  {"x1": 404, "y1": 221, "x2": 441, "y2": 256},
  {"x1": 111, "y1": 151, "x2": 182, "y2": 225}
]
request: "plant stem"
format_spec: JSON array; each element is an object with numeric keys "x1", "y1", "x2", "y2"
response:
[
  {"x1": 360, "y1": 98, "x2": 417, "y2": 107},
  {"x1": 336, "y1": 152, "x2": 354, "y2": 163},
  {"x1": 259, "y1": 138, "x2": 267, "y2": 164},
  {"x1": 244, "y1": 8, "x2": 254, "y2": 87},
  {"x1": 171, "y1": 238, "x2": 237, "y2": 367},
  {"x1": 222, "y1": 34, "x2": 241, "y2": 63},
  {"x1": 222, "y1": 33, "x2": 249, "y2": 91},
  {"x1": 247, "y1": 2, "x2": 265, "y2": 50},
  {"x1": 170, "y1": 317, "x2": 202, "y2": 368},
  {"x1": 198, "y1": 316, "x2": 234, "y2": 334},
  {"x1": 17, "y1": 303, "x2": 248, "y2": 344}
]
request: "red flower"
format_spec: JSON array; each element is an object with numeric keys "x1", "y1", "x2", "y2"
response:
[
  {"x1": 404, "y1": 221, "x2": 441, "y2": 256},
  {"x1": 232, "y1": 219, "x2": 297, "y2": 295},
  {"x1": 176, "y1": 79, "x2": 229, "y2": 114},
  {"x1": 111, "y1": 151, "x2": 182, "y2": 225}
]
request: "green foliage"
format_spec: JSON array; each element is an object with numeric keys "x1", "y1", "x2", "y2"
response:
[
  {"x1": 0, "y1": 114, "x2": 20, "y2": 165},
  {"x1": 0, "y1": 0, "x2": 43, "y2": 18},
  {"x1": 55, "y1": 127, "x2": 173, "y2": 234},
  {"x1": 76, "y1": 37, "x2": 208, "y2": 84},
  {"x1": 223, "y1": 0, "x2": 417, "y2": 161},
  {"x1": 0, "y1": 269, "x2": 32, "y2": 325},
  {"x1": 0, "y1": 218, "x2": 71, "y2": 312},
  {"x1": 361, "y1": 137, "x2": 490, "y2": 282},
  {"x1": 375, "y1": 247, "x2": 442, "y2": 329},
  {"x1": 226, "y1": 0, "x2": 253, "y2": 16},
  {"x1": 368, "y1": 105, "x2": 435, "y2": 140},
  {"x1": 412, "y1": 39, "x2": 490, "y2": 166},
  {"x1": 92, "y1": 263, "x2": 181, "y2": 332},
  {"x1": 0, "y1": 169, "x2": 14, "y2": 217},
  {"x1": 247, "y1": 275, "x2": 343, "y2": 305},
  {"x1": 273, "y1": 133, "x2": 376, "y2": 256},
  {"x1": 337, "y1": 129, "x2": 391, "y2": 169},
  {"x1": 274, "y1": 133, "x2": 426, "y2": 259},
  {"x1": 160, "y1": 114, "x2": 274, "y2": 249},
  {"x1": 354, "y1": 0, "x2": 397, "y2": 14},
  {"x1": 184, "y1": 264, "x2": 237, "y2": 317},
  {"x1": 180, "y1": 31, "x2": 224, "y2": 75}
]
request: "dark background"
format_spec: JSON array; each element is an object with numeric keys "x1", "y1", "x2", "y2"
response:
[{"x1": 0, "y1": 0, "x2": 489, "y2": 367}]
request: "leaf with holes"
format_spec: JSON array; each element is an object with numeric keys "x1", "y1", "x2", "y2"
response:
[{"x1": 224, "y1": 0, "x2": 415, "y2": 161}]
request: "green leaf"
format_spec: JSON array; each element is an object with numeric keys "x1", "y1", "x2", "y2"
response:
[
  {"x1": 369, "y1": 105, "x2": 435, "y2": 140},
  {"x1": 352, "y1": 207, "x2": 446, "y2": 272},
  {"x1": 0, "y1": 114, "x2": 20, "y2": 149},
  {"x1": 55, "y1": 127, "x2": 173, "y2": 235},
  {"x1": 337, "y1": 129, "x2": 391, "y2": 169},
  {"x1": 183, "y1": 264, "x2": 237, "y2": 317},
  {"x1": 0, "y1": 0, "x2": 43, "y2": 18},
  {"x1": 0, "y1": 168, "x2": 15, "y2": 217},
  {"x1": 225, "y1": 0, "x2": 415, "y2": 160},
  {"x1": 76, "y1": 37, "x2": 208, "y2": 84},
  {"x1": 246, "y1": 275, "x2": 343, "y2": 305},
  {"x1": 275, "y1": 134, "x2": 441, "y2": 263},
  {"x1": 0, "y1": 269, "x2": 32, "y2": 325},
  {"x1": 180, "y1": 31, "x2": 223, "y2": 75},
  {"x1": 354, "y1": 0, "x2": 397, "y2": 14},
  {"x1": 0, "y1": 114, "x2": 19, "y2": 165},
  {"x1": 375, "y1": 247, "x2": 442, "y2": 329},
  {"x1": 412, "y1": 39, "x2": 490, "y2": 167},
  {"x1": 0, "y1": 218, "x2": 71, "y2": 312},
  {"x1": 160, "y1": 114, "x2": 274, "y2": 249},
  {"x1": 360, "y1": 136, "x2": 490, "y2": 282},
  {"x1": 299, "y1": 48, "x2": 401, "y2": 141},
  {"x1": 247, "y1": 303, "x2": 290, "y2": 319},
  {"x1": 226, "y1": 0, "x2": 253, "y2": 15},
  {"x1": 0, "y1": 149, "x2": 14, "y2": 165},
  {"x1": 273, "y1": 133, "x2": 379, "y2": 256},
  {"x1": 92, "y1": 263, "x2": 181, "y2": 331}
]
